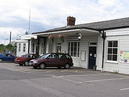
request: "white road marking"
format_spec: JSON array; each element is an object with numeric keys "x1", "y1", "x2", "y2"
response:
[
  {"x1": 64, "y1": 73, "x2": 113, "y2": 77},
  {"x1": 52, "y1": 75, "x2": 83, "y2": 84},
  {"x1": 21, "y1": 80, "x2": 76, "y2": 97},
  {"x1": 120, "y1": 88, "x2": 129, "y2": 91},
  {"x1": 84, "y1": 77, "x2": 129, "y2": 83},
  {"x1": 52, "y1": 75, "x2": 64, "y2": 78},
  {"x1": 60, "y1": 77, "x2": 83, "y2": 84},
  {"x1": 52, "y1": 75, "x2": 129, "y2": 84},
  {"x1": 59, "y1": 77, "x2": 128, "y2": 84}
]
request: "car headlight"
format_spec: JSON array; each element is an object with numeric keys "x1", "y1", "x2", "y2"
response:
[{"x1": 33, "y1": 60, "x2": 38, "y2": 64}]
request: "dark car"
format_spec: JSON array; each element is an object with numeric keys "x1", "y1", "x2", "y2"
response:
[
  {"x1": 0, "y1": 53, "x2": 16, "y2": 62},
  {"x1": 30, "y1": 53, "x2": 73, "y2": 69},
  {"x1": 15, "y1": 54, "x2": 38, "y2": 66}
]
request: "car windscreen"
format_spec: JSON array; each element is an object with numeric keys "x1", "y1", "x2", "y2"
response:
[
  {"x1": 21, "y1": 55, "x2": 28, "y2": 58},
  {"x1": 40, "y1": 54, "x2": 50, "y2": 59}
]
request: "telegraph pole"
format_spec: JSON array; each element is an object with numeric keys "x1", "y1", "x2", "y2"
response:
[
  {"x1": 28, "y1": 8, "x2": 31, "y2": 34},
  {"x1": 9, "y1": 32, "x2": 12, "y2": 44}
]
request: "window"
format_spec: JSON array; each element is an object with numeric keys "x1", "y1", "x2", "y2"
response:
[
  {"x1": 48, "y1": 54, "x2": 58, "y2": 59},
  {"x1": 58, "y1": 54, "x2": 63, "y2": 59},
  {"x1": 56, "y1": 43, "x2": 61, "y2": 53},
  {"x1": 58, "y1": 54, "x2": 66, "y2": 59},
  {"x1": 65, "y1": 54, "x2": 71, "y2": 59},
  {"x1": 32, "y1": 43, "x2": 35, "y2": 53},
  {"x1": 19, "y1": 43, "x2": 21, "y2": 52},
  {"x1": 107, "y1": 41, "x2": 118, "y2": 61},
  {"x1": 23, "y1": 43, "x2": 26, "y2": 52},
  {"x1": 68, "y1": 42, "x2": 80, "y2": 57}
]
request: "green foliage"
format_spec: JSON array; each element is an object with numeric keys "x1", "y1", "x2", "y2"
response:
[
  {"x1": 0, "y1": 44, "x2": 16, "y2": 54},
  {"x1": 0, "y1": 44, "x2": 5, "y2": 53}
]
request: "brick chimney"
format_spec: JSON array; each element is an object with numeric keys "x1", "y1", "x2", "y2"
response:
[{"x1": 67, "y1": 16, "x2": 76, "y2": 26}]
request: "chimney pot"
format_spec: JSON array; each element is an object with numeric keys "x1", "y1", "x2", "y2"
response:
[{"x1": 67, "y1": 16, "x2": 76, "y2": 26}]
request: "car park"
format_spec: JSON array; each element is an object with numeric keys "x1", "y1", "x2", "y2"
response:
[
  {"x1": 0, "y1": 53, "x2": 16, "y2": 62},
  {"x1": 15, "y1": 54, "x2": 38, "y2": 66},
  {"x1": 30, "y1": 53, "x2": 73, "y2": 69}
]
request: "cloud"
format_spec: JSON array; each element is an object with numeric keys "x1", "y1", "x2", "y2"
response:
[
  {"x1": 0, "y1": 27, "x2": 25, "y2": 39},
  {"x1": 0, "y1": 0, "x2": 129, "y2": 44},
  {"x1": 98, "y1": 0, "x2": 117, "y2": 7}
]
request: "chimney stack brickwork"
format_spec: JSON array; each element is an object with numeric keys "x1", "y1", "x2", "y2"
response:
[{"x1": 67, "y1": 16, "x2": 76, "y2": 26}]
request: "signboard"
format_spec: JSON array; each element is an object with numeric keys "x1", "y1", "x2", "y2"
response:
[
  {"x1": 81, "y1": 50, "x2": 86, "y2": 61},
  {"x1": 120, "y1": 51, "x2": 129, "y2": 63}
]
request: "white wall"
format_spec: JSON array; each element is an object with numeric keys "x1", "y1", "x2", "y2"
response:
[
  {"x1": 96, "y1": 35, "x2": 103, "y2": 70},
  {"x1": 106, "y1": 28, "x2": 129, "y2": 36},
  {"x1": 59, "y1": 35, "x2": 98, "y2": 68},
  {"x1": 102, "y1": 28, "x2": 129, "y2": 74},
  {"x1": 16, "y1": 40, "x2": 28, "y2": 57},
  {"x1": 79, "y1": 35, "x2": 98, "y2": 68},
  {"x1": 30, "y1": 39, "x2": 37, "y2": 54}
]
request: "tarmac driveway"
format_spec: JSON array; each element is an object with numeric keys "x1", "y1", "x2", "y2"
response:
[{"x1": 0, "y1": 62, "x2": 129, "y2": 97}]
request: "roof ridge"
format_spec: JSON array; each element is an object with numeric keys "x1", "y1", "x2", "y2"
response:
[{"x1": 77, "y1": 17, "x2": 129, "y2": 26}]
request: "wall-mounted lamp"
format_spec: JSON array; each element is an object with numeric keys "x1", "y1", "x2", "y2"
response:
[
  {"x1": 77, "y1": 33, "x2": 82, "y2": 40},
  {"x1": 100, "y1": 31, "x2": 106, "y2": 39}
]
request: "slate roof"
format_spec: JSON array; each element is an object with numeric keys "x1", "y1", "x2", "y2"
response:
[{"x1": 33, "y1": 17, "x2": 129, "y2": 34}]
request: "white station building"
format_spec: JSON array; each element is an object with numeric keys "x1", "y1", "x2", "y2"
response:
[
  {"x1": 15, "y1": 34, "x2": 37, "y2": 57},
  {"x1": 16, "y1": 16, "x2": 129, "y2": 74}
]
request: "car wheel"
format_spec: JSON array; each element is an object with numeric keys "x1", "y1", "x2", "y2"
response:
[
  {"x1": 58, "y1": 67, "x2": 61, "y2": 69},
  {"x1": 64, "y1": 64, "x2": 70, "y2": 69},
  {"x1": 33, "y1": 66, "x2": 37, "y2": 69},
  {"x1": 19, "y1": 64, "x2": 23, "y2": 66},
  {"x1": 40, "y1": 63, "x2": 45, "y2": 69},
  {"x1": 24, "y1": 62, "x2": 29, "y2": 66},
  {"x1": 0, "y1": 59, "x2": 3, "y2": 62}
]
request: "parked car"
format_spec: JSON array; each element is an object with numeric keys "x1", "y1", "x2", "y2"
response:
[
  {"x1": 30, "y1": 53, "x2": 73, "y2": 69},
  {"x1": 15, "y1": 54, "x2": 38, "y2": 66},
  {"x1": 0, "y1": 53, "x2": 16, "y2": 62}
]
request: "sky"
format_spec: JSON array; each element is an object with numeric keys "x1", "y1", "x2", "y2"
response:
[{"x1": 0, "y1": 0, "x2": 129, "y2": 44}]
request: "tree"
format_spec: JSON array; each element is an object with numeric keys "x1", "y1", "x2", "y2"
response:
[
  {"x1": 6, "y1": 44, "x2": 16, "y2": 54},
  {"x1": 0, "y1": 44, "x2": 5, "y2": 53},
  {"x1": 0, "y1": 44, "x2": 16, "y2": 54}
]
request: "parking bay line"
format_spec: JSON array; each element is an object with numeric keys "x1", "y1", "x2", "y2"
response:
[
  {"x1": 63, "y1": 73, "x2": 114, "y2": 77},
  {"x1": 84, "y1": 77, "x2": 129, "y2": 83},
  {"x1": 120, "y1": 88, "x2": 129, "y2": 91},
  {"x1": 53, "y1": 76, "x2": 129, "y2": 84},
  {"x1": 52, "y1": 75, "x2": 83, "y2": 84}
]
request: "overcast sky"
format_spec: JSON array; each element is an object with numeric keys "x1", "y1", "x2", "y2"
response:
[{"x1": 0, "y1": 0, "x2": 129, "y2": 44}]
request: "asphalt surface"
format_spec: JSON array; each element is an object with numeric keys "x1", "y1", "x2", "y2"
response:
[{"x1": 0, "y1": 63, "x2": 129, "y2": 97}]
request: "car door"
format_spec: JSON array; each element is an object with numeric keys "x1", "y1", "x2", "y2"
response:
[
  {"x1": 58, "y1": 54, "x2": 67, "y2": 66},
  {"x1": 46, "y1": 54, "x2": 58, "y2": 67},
  {"x1": 5, "y1": 54, "x2": 15, "y2": 61},
  {"x1": 25, "y1": 55, "x2": 31, "y2": 62}
]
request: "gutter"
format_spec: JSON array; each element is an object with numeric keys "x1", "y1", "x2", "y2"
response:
[
  {"x1": 100, "y1": 30, "x2": 106, "y2": 71},
  {"x1": 32, "y1": 27, "x2": 99, "y2": 35},
  {"x1": 28, "y1": 40, "x2": 30, "y2": 54},
  {"x1": 32, "y1": 28, "x2": 99, "y2": 37}
]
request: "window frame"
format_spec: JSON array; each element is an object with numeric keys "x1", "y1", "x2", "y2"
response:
[
  {"x1": 48, "y1": 54, "x2": 58, "y2": 59},
  {"x1": 18, "y1": 43, "x2": 21, "y2": 52},
  {"x1": 56, "y1": 43, "x2": 61, "y2": 53},
  {"x1": 107, "y1": 40, "x2": 118, "y2": 62},
  {"x1": 68, "y1": 41, "x2": 80, "y2": 57},
  {"x1": 32, "y1": 43, "x2": 35, "y2": 53},
  {"x1": 23, "y1": 43, "x2": 26, "y2": 52}
]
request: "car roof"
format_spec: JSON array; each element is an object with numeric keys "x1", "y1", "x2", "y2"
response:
[{"x1": 48, "y1": 53, "x2": 70, "y2": 55}]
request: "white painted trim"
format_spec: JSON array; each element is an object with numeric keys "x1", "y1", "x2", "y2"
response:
[
  {"x1": 34, "y1": 29, "x2": 99, "y2": 36},
  {"x1": 105, "y1": 40, "x2": 119, "y2": 63},
  {"x1": 120, "y1": 88, "x2": 129, "y2": 91},
  {"x1": 106, "y1": 60, "x2": 118, "y2": 64}
]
